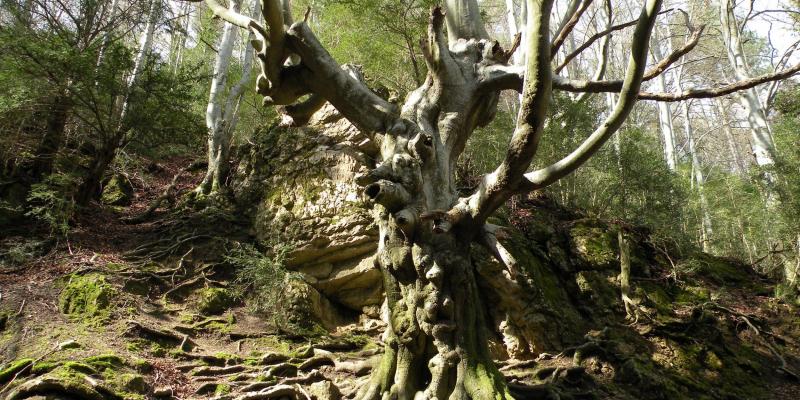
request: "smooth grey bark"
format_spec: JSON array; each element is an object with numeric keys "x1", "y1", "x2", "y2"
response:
[
  {"x1": 171, "y1": 1, "x2": 193, "y2": 73},
  {"x1": 119, "y1": 0, "x2": 159, "y2": 125},
  {"x1": 650, "y1": 27, "x2": 677, "y2": 170},
  {"x1": 95, "y1": 0, "x2": 120, "y2": 73},
  {"x1": 444, "y1": 0, "x2": 489, "y2": 43},
  {"x1": 618, "y1": 229, "x2": 636, "y2": 317},
  {"x1": 719, "y1": 0, "x2": 776, "y2": 168},
  {"x1": 671, "y1": 19, "x2": 713, "y2": 251},
  {"x1": 197, "y1": 0, "x2": 244, "y2": 195},
  {"x1": 681, "y1": 98, "x2": 713, "y2": 251},
  {"x1": 715, "y1": 98, "x2": 746, "y2": 175}
]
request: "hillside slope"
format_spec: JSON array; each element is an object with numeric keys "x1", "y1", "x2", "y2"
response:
[{"x1": 0, "y1": 148, "x2": 798, "y2": 400}]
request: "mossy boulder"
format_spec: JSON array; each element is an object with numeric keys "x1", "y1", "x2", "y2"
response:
[
  {"x1": 116, "y1": 373, "x2": 147, "y2": 394},
  {"x1": 101, "y1": 174, "x2": 133, "y2": 206},
  {"x1": 234, "y1": 114, "x2": 382, "y2": 314},
  {"x1": 569, "y1": 220, "x2": 618, "y2": 269},
  {"x1": 680, "y1": 253, "x2": 753, "y2": 286},
  {"x1": 59, "y1": 274, "x2": 116, "y2": 322},
  {"x1": 196, "y1": 287, "x2": 235, "y2": 315}
]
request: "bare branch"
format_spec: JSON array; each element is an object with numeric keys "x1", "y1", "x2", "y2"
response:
[
  {"x1": 477, "y1": 23, "x2": 698, "y2": 97},
  {"x1": 521, "y1": 0, "x2": 663, "y2": 192},
  {"x1": 636, "y1": 62, "x2": 800, "y2": 101},
  {"x1": 260, "y1": 0, "x2": 289, "y2": 87},
  {"x1": 463, "y1": 0, "x2": 555, "y2": 224},
  {"x1": 423, "y1": 6, "x2": 459, "y2": 79},
  {"x1": 285, "y1": 23, "x2": 399, "y2": 136},
  {"x1": 553, "y1": 25, "x2": 704, "y2": 93},
  {"x1": 551, "y1": 0, "x2": 593, "y2": 58},
  {"x1": 555, "y1": 8, "x2": 673, "y2": 74},
  {"x1": 194, "y1": 0, "x2": 268, "y2": 39}
]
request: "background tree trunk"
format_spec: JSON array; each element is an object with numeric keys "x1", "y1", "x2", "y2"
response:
[
  {"x1": 719, "y1": 0, "x2": 776, "y2": 169},
  {"x1": 196, "y1": 0, "x2": 246, "y2": 195},
  {"x1": 650, "y1": 28, "x2": 677, "y2": 171},
  {"x1": 77, "y1": 0, "x2": 160, "y2": 204}
]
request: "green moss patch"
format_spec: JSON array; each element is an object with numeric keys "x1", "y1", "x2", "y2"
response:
[
  {"x1": 101, "y1": 174, "x2": 134, "y2": 206},
  {"x1": 196, "y1": 287, "x2": 235, "y2": 315},
  {"x1": 0, "y1": 358, "x2": 33, "y2": 383},
  {"x1": 679, "y1": 253, "x2": 754, "y2": 287},
  {"x1": 569, "y1": 220, "x2": 618, "y2": 269},
  {"x1": 59, "y1": 273, "x2": 116, "y2": 322}
]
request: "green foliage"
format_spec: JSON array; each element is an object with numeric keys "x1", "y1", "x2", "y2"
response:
[
  {"x1": 308, "y1": 0, "x2": 436, "y2": 94},
  {"x1": 227, "y1": 243, "x2": 298, "y2": 323},
  {"x1": 25, "y1": 172, "x2": 81, "y2": 236},
  {"x1": 464, "y1": 94, "x2": 691, "y2": 251}
]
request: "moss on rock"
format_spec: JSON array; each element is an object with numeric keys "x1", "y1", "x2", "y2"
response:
[
  {"x1": 680, "y1": 253, "x2": 753, "y2": 286},
  {"x1": 196, "y1": 287, "x2": 236, "y2": 315},
  {"x1": 101, "y1": 174, "x2": 134, "y2": 206},
  {"x1": 58, "y1": 273, "x2": 116, "y2": 322},
  {"x1": 569, "y1": 220, "x2": 618, "y2": 269}
]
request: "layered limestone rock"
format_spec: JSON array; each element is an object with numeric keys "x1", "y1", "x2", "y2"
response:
[{"x1": 234, "y1": 103, "x2": 383, "y2": 315}]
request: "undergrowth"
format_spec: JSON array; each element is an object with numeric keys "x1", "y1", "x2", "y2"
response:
[{"x1": 226, "y1": 242, "x2": 298, "y2": 325}]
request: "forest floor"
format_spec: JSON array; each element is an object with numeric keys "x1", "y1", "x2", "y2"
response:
[{"x1": 0, "y1": 159, "x2": 799, "y2": 400}]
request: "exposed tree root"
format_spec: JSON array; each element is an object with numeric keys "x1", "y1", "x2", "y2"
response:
[
  {"x1": 234, "y1": 384, "x2": 301, "y2": 400},
  {"x1": 3, "y1": 376, "x2": 117, "y2": 400},
  {"x1": 507, "y1": 382, "x2": 561, "y2": 400},
  {"x1": 704, "y1": 303, "x2": 800, "y2": 381},
  {"x1": 125, "y1": 320, "x2": 196, "y2": 351},
  {"x1": 124, "y1": 164, "x2": 195, "y2": 224}
]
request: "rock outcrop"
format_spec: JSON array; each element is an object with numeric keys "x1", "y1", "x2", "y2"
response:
[{"x1": 234, "y1": 103, "x2": 383, "y2": 318}]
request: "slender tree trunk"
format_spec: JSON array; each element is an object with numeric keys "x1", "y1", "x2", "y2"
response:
[
  {"x1": 118, "y1": 0, "x2": 159, "y2": 125},
  {"x1": 172, "y1": 1, "x2": 192, "y2": 73},
  {"x1": 715, "y1": 98, "x2": 746, "y2": 176},
  {"x1": 650, "y1": 28, "x2": 677, "y2": 170},
  {"x1": 95, "y1": 0, "x2": 120, "y2": 72},
  {"x1": 32, "y1": 91, "x2": 72, "y2": 179},
  {"x1": 681, "y1": 98, "x2": 712, "y2": 251},
  {"x1": 196, "y1": 0, "x2": 246, "y2": 195},
  {"x1": 618, "y1": 228, "x2": 637, "y2": 318},
  {"x1": 719, "y1": 0, "x2": 776, "y2": 168}
]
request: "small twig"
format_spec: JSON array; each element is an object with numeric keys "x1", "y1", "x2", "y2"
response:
[{"x1": 16, "y1": 299, "x2": 26, "y2": 317}]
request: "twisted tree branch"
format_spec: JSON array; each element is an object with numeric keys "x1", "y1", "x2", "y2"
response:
[{"x1": 520, "y1": 0, "x2": 663, "y2": 192}]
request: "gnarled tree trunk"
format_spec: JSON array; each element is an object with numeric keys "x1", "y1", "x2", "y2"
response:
[{"x1": 197, "y1": 0, "x2": 770, "y2": 396}]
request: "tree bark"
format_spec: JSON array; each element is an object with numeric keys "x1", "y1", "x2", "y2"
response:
[
  {"x1": 119, "y1": 0, "x2": 159, "y2": 125},
  {"x1": 650, "y1": 27, "x2": 677, "y2": 171},
  {"x1": 719, "y1": 0, "x2": 776, "y2": 168},
  {"x1": 681, "y1": 98, "x2": 713, "y2": 252},
  {"x1": 95, "y1": 0, "x2": 120, "y2": 73},
  {"x1": 196, "y1": 0, "x2": 244, "y2": 195},
  {"x1": 32, "y1": 91, "x2": 72, "y2": 179},
  {"x1": 714, "y1": 98, "x2": 746, "y2": 176}
]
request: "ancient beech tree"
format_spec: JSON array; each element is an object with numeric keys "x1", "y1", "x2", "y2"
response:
[{"x1": 188, "y1": 0, "x2": 800, "y2": 398}]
